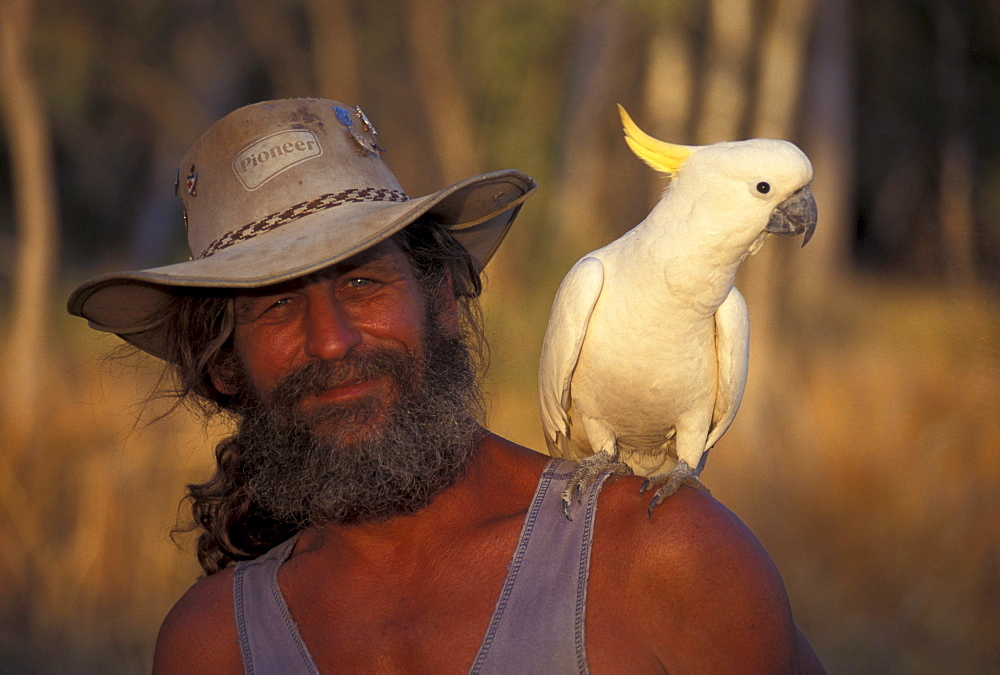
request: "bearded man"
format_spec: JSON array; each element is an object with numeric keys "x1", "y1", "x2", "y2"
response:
[{"x1": 69, "y1": 98, "x2": 822, "y2": 673}]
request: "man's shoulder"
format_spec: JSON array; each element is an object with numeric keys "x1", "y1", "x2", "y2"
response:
[
  {"x1": 589, "y1": 477, "x2": 820, "y2": 672},
  {"x1": 153, "y1": 566, "x2": 242, "y2": 673},
  {"x1": 597, "y1": 474, "x2": 746, "y2": 538},
  {"x1": 595, "y1": 475, "x2": 782, "y2": 587}
]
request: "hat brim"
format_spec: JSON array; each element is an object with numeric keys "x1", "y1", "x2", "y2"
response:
[{"x1": 68, "y1": 169, "x2": 535, "y2": 360}]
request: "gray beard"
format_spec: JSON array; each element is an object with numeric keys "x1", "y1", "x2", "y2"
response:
[{"x1": 229, "y1": 323, "x2": 485, "y2": 528}]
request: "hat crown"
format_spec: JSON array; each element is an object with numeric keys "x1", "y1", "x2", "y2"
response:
[{"x1": 179, "y1": 98, "x2": 406, "y2": 258}]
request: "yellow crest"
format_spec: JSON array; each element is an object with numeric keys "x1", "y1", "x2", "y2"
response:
[{"x1": 618, "y1": 104, "x2": 694, "y2": 175}]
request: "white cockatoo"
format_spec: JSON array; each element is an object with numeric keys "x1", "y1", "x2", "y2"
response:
[{"x1": 539, "y1": 105, "x2": 817, "y2": 517}]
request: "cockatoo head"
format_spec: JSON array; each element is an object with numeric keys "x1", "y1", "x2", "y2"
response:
[{"x1": 618, "y1": 104, "x2": 817, "y2": 247}]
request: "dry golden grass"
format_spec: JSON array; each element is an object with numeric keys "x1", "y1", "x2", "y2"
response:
[
  {"x1": 708, "y1": 278, "x2": 1000, "y2": 673},
  {"x1": 0, "y1": 316, "x2": 221, "y2": 670},
  {"x1": 1, "y1": 275, "x2": 997, "y2": 671}
]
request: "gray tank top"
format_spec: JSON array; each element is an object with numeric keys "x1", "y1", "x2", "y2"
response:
[{"x1": 232, "y1": 458, "x2": 609, "y2": 674}]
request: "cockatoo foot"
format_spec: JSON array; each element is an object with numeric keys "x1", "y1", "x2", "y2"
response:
[
  {"x1": 561, "y1": 450, "x2": 633, "y2": 520},
  {"x1": 640, "y1": 460, "x2": 710, "y2": 516}
]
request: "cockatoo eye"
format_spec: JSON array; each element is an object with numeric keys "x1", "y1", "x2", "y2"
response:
[{"x1": 756, "y1": 181, "x2": 771, "y2": 194}]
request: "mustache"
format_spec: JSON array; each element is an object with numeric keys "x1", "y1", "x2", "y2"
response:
[{"x1": 266, "y1": 348, "x2": 418, "y2": 413}]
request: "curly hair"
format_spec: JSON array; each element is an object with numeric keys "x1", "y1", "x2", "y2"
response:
[{"x1": 164, "y1": 220, "x2": 489, "y2": 575}]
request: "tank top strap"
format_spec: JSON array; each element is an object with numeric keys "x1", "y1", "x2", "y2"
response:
[
  {"x1": 470, "y1": 458, "x2": 610, "y2": 674},
  {"x1": 232, "y1": 532, "x2": 318, "y2": 674}
]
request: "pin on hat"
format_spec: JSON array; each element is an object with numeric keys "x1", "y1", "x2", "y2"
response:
[
  {"x1": 334, "y1": 104, "x2": 384, "y2": 154},
  {"x1": 68, "y1": 98, "x2": 536, "y2": 361}
]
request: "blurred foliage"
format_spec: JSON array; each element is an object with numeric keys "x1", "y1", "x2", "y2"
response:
[
  {"x1": 2, "y1": 0, "x2": 1000, "y2": 671},
  {"x1": 2, "y1": 0, "x2": 994, "y2": 286}
]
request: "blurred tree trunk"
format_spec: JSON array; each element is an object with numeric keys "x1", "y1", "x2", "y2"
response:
[
  {"x1": 798, "y1": 0, "x2": 854, "y2": 294},
  {"x1": 238, "y1": 1, "x2": 313, "y2": 96},
  {"x1": 752, "y1": 0, "x2": 816, "y2": 138},
  {"x1": 933, "y1": 1, "x2": 976, "y2": 286},
  {"x1": 641, "y1": 4, "x2": 697, "y2": 205},
  {"x1": 0, "y1": 0, "x2": 59, "y2": 448},
  {"x1": 552, "y1": 0, "x2": 628, "y2": 254},
  {"x1": 694, "y1": 0, "x2": 755, "y2": 143},
  {"x1": 309, "y1": 0, "x2": 361, "y2": 103},
  {"x1": 405, "y1": 0, "x2": 481, "y2": 181}
]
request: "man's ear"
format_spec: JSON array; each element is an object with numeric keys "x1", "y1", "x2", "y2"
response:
[{"x1": 208, "y1": 359, "x2": 238, "y2": 396}]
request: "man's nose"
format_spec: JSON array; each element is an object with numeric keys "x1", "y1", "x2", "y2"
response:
[{"x1": 303, "y1": 287, "x2": 362, "y2": 361}]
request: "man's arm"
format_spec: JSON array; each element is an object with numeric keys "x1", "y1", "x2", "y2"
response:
[{"x1": 152, "y1": 568, "x2": 243, "y2": 674}]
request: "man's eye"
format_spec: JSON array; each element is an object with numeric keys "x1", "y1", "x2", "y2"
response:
[
  {"x1": 348, "y1": 278, "x2": 373, "y2": 288},
  {"x1": 235, "y1": 296, "x2": 292, "y2": 323},
  {"x1": 257, "y1": 297, "x2": 293, "y2": 317}
]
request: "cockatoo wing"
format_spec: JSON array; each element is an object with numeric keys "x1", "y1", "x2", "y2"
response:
[
  {"x1": 703, "y1": 286, "x2": 750, "y2": 457},
  {"x1": 538, "y1": 256, "x2": 605, "y2": 459}
]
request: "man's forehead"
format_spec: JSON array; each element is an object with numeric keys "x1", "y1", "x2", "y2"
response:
[
  {"x1": 236, "y1": 238, "x2": 409, "y2": 297},
  {"x1": 312, "y1": 238, "x2": 408, "y2": 276}
]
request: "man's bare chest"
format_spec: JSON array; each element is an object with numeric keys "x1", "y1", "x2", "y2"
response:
[{"x1": 276, "y1": 524, "x2": 520, "y2": 670}]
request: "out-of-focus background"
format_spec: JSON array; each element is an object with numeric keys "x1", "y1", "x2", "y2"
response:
[{"x1": 1, "y1": 0, "x2": 998, "y2": 671}]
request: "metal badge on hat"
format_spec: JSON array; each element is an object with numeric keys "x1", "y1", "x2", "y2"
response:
[
  {"x1": 185, "y1": 165, "x2": 198, "y2": 196},
  {"x1": 334, "y1": 105, "x2": 385, "y2": 155},
  {"x1": 173, "y1": 167, "x2": 195, "y2": 239}
]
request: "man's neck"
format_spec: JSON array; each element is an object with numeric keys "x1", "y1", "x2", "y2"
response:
[{"x1": 291, "y1": 433, "x2": 548, "y2": 569}]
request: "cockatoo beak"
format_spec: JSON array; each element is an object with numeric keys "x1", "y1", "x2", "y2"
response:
[{"x1": 765, "y1": 185, "x2": 817, "y2": 246}]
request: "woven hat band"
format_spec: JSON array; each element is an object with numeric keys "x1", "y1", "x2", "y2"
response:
[{"x1": 199, "y1": 187, "x2": 410, "y2": 258}]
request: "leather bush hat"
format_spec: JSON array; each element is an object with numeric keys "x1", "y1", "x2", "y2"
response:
[{"x1": 68, "y1": 98, "x2": 536, "y2": 361}]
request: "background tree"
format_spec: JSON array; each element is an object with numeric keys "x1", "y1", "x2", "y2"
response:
[{"x1": 0, "y1": 0, "x2": 59, "y2": 447}]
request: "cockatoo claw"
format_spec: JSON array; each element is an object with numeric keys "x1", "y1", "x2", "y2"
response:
[
  {"x1": 560, "y1": 489, "x2": 580, "y2": 520},
  {"x1": 641, "y1": 460, "x2": 711, "y2": 516},
  {"x1": 560, "y1": 450, "x2": 633, "y2": 520}
]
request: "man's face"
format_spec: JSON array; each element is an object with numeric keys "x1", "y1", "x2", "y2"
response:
[
  {"x1": 211, "y1": 238, "x2": 484, "y2": 526},
  {"x1": 218, "y1": 239, "x2": 436, "y2": 440}
]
